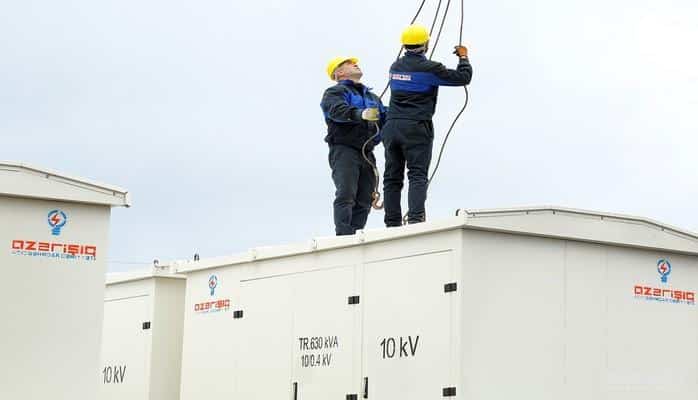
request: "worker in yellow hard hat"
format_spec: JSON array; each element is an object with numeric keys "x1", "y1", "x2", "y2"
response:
[
  {"x1": 381, "y1": 24, "x2": 473, "y2": 226},
  {"x1": 320, "y1": 56, "x2": 387, "y2": 235}
]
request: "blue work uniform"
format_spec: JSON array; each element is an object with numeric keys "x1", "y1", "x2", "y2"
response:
[
  {"x1": 383, "y1": 52, "x2": 472, "y2": 226},
  {"x1": 320, "y1": 80, "x2": 387, "y2": 235}
]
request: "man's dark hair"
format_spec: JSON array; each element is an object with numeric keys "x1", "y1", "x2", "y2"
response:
[{"x1": 404, "y1": 44, "x2": 424, "y2": 50}]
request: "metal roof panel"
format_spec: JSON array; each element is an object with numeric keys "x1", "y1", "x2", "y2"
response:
[{"x1": 0, "y1": 161, "x2": 130, "y2": 207}]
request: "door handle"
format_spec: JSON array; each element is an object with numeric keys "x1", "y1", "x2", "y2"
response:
[
  {"x1": 293, "y1": 382, "x2": 298, "y2": 400},
  {"x1": 363, "y1": 377, "x2": 368, "y2": 398}
]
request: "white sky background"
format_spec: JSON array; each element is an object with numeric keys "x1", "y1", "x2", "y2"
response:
[{"x1": 2, "y1": 0, "x2": 696, "y2": 272}]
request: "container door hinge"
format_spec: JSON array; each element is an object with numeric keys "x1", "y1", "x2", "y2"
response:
[
  {"x1": 346, "y1": 394, "x2": 358, "y2": 400},
  {"x1": 348, "y1": 295, "x2": 360, "y2": 305},
  {"x1": 443, "y1": 387, "x2": 457, "y2": 397},
  {"x1": 444, "y1": 282, "x2": 457, "y2": 293},
  {"x1": 233, "y1": 310, "x2": 244, "y2": 319},
  {"x1": 142, "y1": 321, "x2": 151, "y2": 330}
]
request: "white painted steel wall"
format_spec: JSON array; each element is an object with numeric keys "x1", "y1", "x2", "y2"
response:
[
  {"x1": 101, "y1": 279, "x2": 153, "y2": 400},
  {"x1": 177, "y1": 210, "x2": 698, "y2": 399},
  {"x1": 150, "y1": 278, "x2": 186, "y2": 400},
  {"x1": 0, "y1": 196, "x2": 110, "y2": 400},
  {"x1": 459, "y1": 229, "x2": 698, "y2": 399},
  {"x1": 100, "y1": 275, "x2": 186, "y2": 400},
  {"x1": 179, "y1": 229, "x2": 462, "y2": 400}
]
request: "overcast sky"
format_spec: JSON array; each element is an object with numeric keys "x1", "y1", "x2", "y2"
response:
[{"x1": 2, "y1": 0, "x2": 697, "y2": 272}]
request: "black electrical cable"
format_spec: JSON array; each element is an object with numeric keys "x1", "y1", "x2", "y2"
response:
[
  {"x1": 459, "y1": 0, "x2": 464, "y2": 44},
  {"x1": 378, "y1": 0, "x2": 428, "y2": 100},
  {"x1": 410, "y1": 0, "x2": 429, "y2": 24},
  {"x1": 429, "y1": 0, "x2": 451, "y2": 60},
  {"x1": 428, "y1": 87, "x2": 468, "y2": 188},
  {"x1": 429, "y1": 0, "x2": 443, "y2": 36},
  {"x1": 427, "y1": 0, "x2": 468, "y2": 188},
  {"x1": 401, "y1": 0, "x2": 454, "y2": 223},
  {"x1": 365, "y1": 0, "x2": 430, "y2": 209},
  {"x1": 364, "y1": 0, "x2": 470, "y2": 214}
]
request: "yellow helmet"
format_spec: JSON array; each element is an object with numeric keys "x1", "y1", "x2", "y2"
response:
[
  {"x1": 326, "y1": 56, "x2": 359, "y2": 80},
  {"x1": 401, "y1": 24, "x2": 430, "y2": 46}
]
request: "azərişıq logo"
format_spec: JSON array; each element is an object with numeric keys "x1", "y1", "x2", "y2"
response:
[
  {"x1": 195, "y1": 275, "x2": 230, "y2": 314},
  {"x1": 633, "y1": 258, "x2": 694, "y2": 305},
  {"x1": 9, "y1": 209, "x2": 97, "y2": 261}
]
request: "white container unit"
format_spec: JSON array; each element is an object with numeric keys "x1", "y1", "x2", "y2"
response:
[
  {"x1": 0, "y1": 161, "x2": 129, "y2": 400},
  {"x1": 177, "y1": 207, "x2": 698, "y2": 400},
  {"x1": 100, "y1": 269, "x2": 186, "y2": 400}
]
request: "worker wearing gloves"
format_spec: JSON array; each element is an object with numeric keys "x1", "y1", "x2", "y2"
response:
[
  {"x1": 382, "y1": 24, "x2": 472, "y2": 226},
  {"x1": 321, "y1": 56, "x2": 387, "y2": 236}
]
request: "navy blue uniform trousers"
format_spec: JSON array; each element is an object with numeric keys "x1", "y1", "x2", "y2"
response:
[
  {"x1": 329, "y1": 144, "x2": 376, "y2": 235},
  {"x1": 382, "y1": 119, "x2": 434, "y2": 226}
]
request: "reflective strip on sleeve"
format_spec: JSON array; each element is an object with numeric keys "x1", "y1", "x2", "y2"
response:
[{"x1": 389, "y1": 71, "x2": 446, "y2": 93}]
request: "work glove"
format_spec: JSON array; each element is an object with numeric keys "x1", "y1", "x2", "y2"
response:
[
  {"x1": 361, "y1": 108, "x2": 380, "y2": 121},
  {"x1": 453, "y1": 45, "x2": 468, "y2": 58}
]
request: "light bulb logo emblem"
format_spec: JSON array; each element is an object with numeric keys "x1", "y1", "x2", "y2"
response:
[
  {"x1": 209, "y1": 275, "x2": 218, "y2": 296},
  {"x1": 657, "y1": 259, "x2": 671, "y2": 283},
  {"x1": 47, "y1": 210, "x2": 67, "y2": 236}
]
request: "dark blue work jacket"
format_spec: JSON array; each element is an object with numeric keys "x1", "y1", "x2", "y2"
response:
[
  {"x1": 387, "y1": 52, "x2": 472, "y2": 121},
  {"x1": 320, "y1": 80, "x2": 387, "y2": 151}
]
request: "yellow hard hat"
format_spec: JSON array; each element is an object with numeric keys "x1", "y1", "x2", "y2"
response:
[
  {"x1": 401, "y1": 24, "x2": 430, "y2": 46},
  {"x1": 326, "y1": 56, "x2": 359, "y2": 80}
]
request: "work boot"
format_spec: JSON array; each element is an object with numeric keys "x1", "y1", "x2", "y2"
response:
[{"x1": 407, "y1": 211, "x2": 426, "y2": 225}]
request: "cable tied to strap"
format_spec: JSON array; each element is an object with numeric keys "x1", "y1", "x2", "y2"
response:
[{"x1": 362, "y1": 122, "x2": 384, "y2": 210}]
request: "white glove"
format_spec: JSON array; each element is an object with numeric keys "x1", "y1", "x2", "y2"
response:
[{"x1": 361, "y1": 108, "x2": 380, "y2": 121}]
